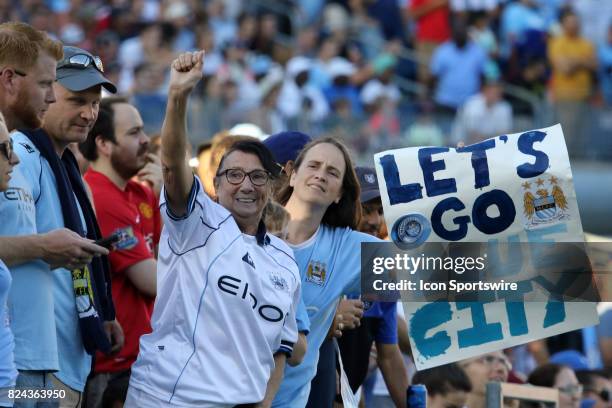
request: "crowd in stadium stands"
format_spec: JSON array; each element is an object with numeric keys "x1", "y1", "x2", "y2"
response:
[
  {"x1": 1, "y1": 0, "x2": 611, "y2": 161},
  {"x1": 0, "y1": 1, "x2": 611, "y2": 407}
]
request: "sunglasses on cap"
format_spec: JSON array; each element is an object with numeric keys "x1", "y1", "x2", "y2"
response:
[
  {"x1": 0, "y1": 138, "x2": 13, "y2": 161},
  {"x1": 58, "y1": 54, "x2": 104, "y2": 73}
]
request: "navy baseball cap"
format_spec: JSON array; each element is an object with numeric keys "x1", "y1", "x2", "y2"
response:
[
  {"x1": 355, "y1": 166, "x2": 380, "y2": 203},
  {"x1": 263, "y1": 131, "x2": 312, "y2": 165},
  {"x1": 56, "y1": 46, "x2": 117, "y2": 93}
]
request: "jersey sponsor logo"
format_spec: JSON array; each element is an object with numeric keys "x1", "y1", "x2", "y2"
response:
[
  {"x1": 242, "y1": 252, "x2": 255, "y2": 269},
  {"x1": 139, "y1": 202, "x2": 153, "y2": 219},
  {"x1": 217, "y1": 275, "x2": 285, "y2": 322},
  {"x1": 306, "y1": 260, "x2": 327, "y2": 286},
  {"x1": 3, "y1": 187, "x2": 34, "y2": 204}
]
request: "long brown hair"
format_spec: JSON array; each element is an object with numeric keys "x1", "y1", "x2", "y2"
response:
[{"x1": 276, "y1": 137, "x2": 361, "y2": 229}]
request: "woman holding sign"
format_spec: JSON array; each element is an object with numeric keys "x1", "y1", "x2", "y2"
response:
[{"x1": 272, "y1": 138, "x2": 401, "y2": 407}]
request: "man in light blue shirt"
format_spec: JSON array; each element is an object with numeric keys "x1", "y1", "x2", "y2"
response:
[
  {"x1": 9, "y1": 46, "x2": 122, "y2": 405},
  {"x1": 430, "y1": 18, "x2": 487, "y2": 110}
]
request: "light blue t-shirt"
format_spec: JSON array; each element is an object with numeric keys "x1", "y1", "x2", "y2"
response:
[
  {"x1": 273, "y1": 225, "x2": 380, "y2": 408},
  {"x1": 430, "y1": 41, "x2": 486, "y2": 109},
  {"x1": 11, "y1": 132, "x2": 91, "y2": 391},
  {"x1": 0, "y1": 135, "x2": 59, "y2": 372},
  {"x1": 0, "y1": 259, "x2": 17, "y2": 389}
]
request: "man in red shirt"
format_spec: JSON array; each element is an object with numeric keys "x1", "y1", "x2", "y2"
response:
[
  {"x1": 406, "y1": 0, "x2": 451, "y2": 83},
  {"x1": 79, "y1": 97, "x2": 161, "y2": 407}
]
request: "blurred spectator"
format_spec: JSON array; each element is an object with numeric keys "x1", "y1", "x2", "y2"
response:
[
  {"x1": 94, "y1": 30, "x2": 120, "y2": 67},
  {"x1": 500, "y1": 0, "x2": 545, "y2": 60},
  {"x1": 263, "y1": 200, "x2": 290, "y2": 240},
  {"x1": 403, "y1": 101, "x2": 445, "y2": 146},
  {"x1": 249, "y1": 68, "x2": 285, "y2": 135},
  {"x1": 406, "y1": 0, "x2": 451, "y2": 84},
  {"x1": 252, "y1": 12, "x2": 279, "y2": 57},
  {"x1": 548, "y1": 7, "x2": 597, "y2": 157},
  {"x1": 117, "y1": 22, "x2": 175, "y2": 92},
  {"x1": 131, "y1": 62, "x2": 167, "y2": 135},
  {"x1": 529, "y1": 363, "x2": 582, "y2": 408},
  {"x1": 411, "y1": 363, "x2": 472, "y2": 408},
  {"x1": 573, "y1": 0, "x2": 612, "y2": 46},
  {"x1": 277, "y1": 56, "x2": 329, "y2": 131},
  {"x1": 194, "y1": 25, "x2": 223, "y2": 76},
  {"x1": 449, "y1": 0, "x2": 499, "y2": 15},
  {"x1": 323, "y1": 58, "x2": 362, "y2": 116},
  {"x1": 459, "y1": 351, "x2": 510, "y2": 408},
  {"x1": 469, "y1": 11, "x2": 500, "y2": 80},
  {"x1": 551, "y1": 350, "x2": 591, "y2": 372},
  {"x1": 218, "y1": 39, "x2": 259, "y2": 112},
  {"x1": 452, "y1": 80, "x2": 513, "y2": 143},
  {"x1": 206, "y1": 0, "x2": 237, "y2": 49},
  {"x1": 163, "y1": 1, "x2": 194, "y2": 52},
  {"x1": 236, "y1": 12, "x2": 257, "y2": 49},
  {"x1": 575, "y1": 370, "x2": 612, "y2": 408},
  {"x1": 310, "y1": 36, "x2": 342, "y2": 90},
  {"x1": 430, "y1": 17, "x2": 487, "y2": 114},
  {"x1": 598, "y1": 25, "x2": 612, "y2": 106}
]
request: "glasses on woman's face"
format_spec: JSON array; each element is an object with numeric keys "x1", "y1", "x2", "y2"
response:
[
  {"x1": 558, "y1": 384, "x2": 583, "y2": 396},
  {"x1": 217, "y1": 168, "x2": 270, "y2": 186},
  {"x1": 0, "y1": 138, "x2": 13, "y2": 161},
  {"x1": 58, "y1": 54, "x2": 104, "y2": 73}
]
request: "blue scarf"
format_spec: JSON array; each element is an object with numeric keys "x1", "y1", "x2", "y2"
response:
[{"x1": 21, "y1": 128, "x2": 115, "y2": 355}]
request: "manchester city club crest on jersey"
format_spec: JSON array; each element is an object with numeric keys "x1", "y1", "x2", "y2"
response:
[
  {"x1": 522, "y1": 175, "x2": 570, "y2": 229},
  {"x1": 306, "y1": 261, "x2": 327, "y2": 286},
  {"x1": 391, "y1": 213, "x2": 431, "y2": 249}
]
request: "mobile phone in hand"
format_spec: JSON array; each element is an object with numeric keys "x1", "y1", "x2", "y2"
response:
[{"x1": 94, "y1": 233, "x2": 121, "y2": 249}]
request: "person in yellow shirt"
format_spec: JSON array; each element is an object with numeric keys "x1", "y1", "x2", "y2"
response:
[{"x1": 548, "y1": 7, "x2": 597, "y2": 158}]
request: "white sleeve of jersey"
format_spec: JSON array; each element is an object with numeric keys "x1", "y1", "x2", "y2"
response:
[
  {"x1": 278, "y1": 275, "x2": 300, "y2": 356},
  {"x1": 160, "y1": 176, "x2": 231, "y2": 253}
]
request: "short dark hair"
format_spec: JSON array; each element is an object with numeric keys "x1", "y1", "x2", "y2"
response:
[
  {"x1": 528, "y1": 363, "x2": 567, "y2": 388},
  {"x1": 411, "y1": 363, "x2": 472, "y2": 396},
  {"x1": 79, "y1": 97, "x2": 129, "y2": 161},
  {"x1": 276, "y1": 137, "x2": 361, "y2": 229},
  {"x1": 216, "y1": 140, "x2": 281, "y2": 178}
]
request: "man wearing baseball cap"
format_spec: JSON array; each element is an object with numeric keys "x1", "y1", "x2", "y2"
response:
[{"x1": 11, "y1": 45, "x2": 122, "y2": 406}]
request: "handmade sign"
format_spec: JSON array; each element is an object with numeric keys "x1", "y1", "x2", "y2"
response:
[{"x1": 374, "y1": 124, "x2": 599, "y2": 370}]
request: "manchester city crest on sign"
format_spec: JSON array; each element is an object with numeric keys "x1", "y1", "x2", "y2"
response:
[
  {"x1": 306, "y1": 261, "x2": 327, "y2": 286},
  {"x1": 391, "y1": 213, "x2": 431, "y2": 249},
  {"x1": 522, "y1": 175, "x2": 570, "y2": 229}
]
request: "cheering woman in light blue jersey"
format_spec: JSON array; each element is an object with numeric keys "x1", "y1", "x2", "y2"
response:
[{"x1": 272, "y1": 138, "x2": 382, "y2": 407}]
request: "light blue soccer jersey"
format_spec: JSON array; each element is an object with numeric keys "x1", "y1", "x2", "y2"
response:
[
  {"x1": 273, "y1": 225, "x2": 380, "y2": 408},
  {"x1": 0, "y1": 133, "x2": 59, "y2": 372},
  {"x1": 10, "y1": 132, "x2": 91, "y2": 391}
]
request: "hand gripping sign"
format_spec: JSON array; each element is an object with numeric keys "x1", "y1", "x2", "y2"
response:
[{"x1": 374, "y1": 124, "x2": 599, "y2": 370}]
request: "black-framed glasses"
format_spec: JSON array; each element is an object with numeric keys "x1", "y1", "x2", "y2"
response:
[
  {"x1": 217, "y1": 168, "x2": 270, "y2": 186},
  {"x1": 58, "y1": 54, "x2": 104, "y2": 73},
  {"x1": 0, "y1": 138, "x2": 13, "y2": 161}
]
